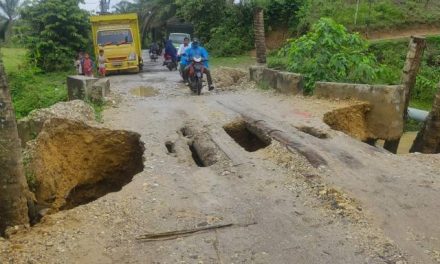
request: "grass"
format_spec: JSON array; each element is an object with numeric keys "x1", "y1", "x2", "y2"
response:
[
  {"x1": 299, "y1": 0, "x2": 440, "y2": 32},
  {"x1": 210, "y1": 55, "x2": 255, "y2": 69},
  {"x1": 1, "y1": 47, "x2": 72, "y2": 119},
  {"x1": 1, "y1": 47, "x2": 27, "y2": 73}
]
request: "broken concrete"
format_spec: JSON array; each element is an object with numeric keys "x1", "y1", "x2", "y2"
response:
[
  {"x1": 315, "y1": 82, "x2": 405, "y2": 140},
  {"x1": 249, "y1": 66, "x2": 304, "y2": 95},
  {"x1": 262, "y1": 68, "x2": 278, "y2": 90},
  {"x1": 276, "y1": 71, "x2": 304, "y2": 94},
  {"x1": 26, "y1": 118, "x2": 144, "y2": 211},
  {"x1": 90, "y1": 78, "x2": 111, "y2": 103},
  {"x1": 249, "y1": 65, "x2": 265, "y2": 82},
  {"x1": 67, "y1": 75, "x2": 98, "y2": 101},
  {"x1": 67, "y1": 76, "x2": 111, "y2": 103},
  {"x1": 17, "y1": 100, "x2": 95, "y2": 146}
]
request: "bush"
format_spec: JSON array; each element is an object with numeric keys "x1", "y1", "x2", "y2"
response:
[
  {"x1": 20, "y1": 0, "x2": 90, "y2": 72},
  {"x1": 205, "y1": 5, "x2": 253, "y2": 57},
  {"x1": 284, "y1": 18, "x2": 383, "y2": 93}
]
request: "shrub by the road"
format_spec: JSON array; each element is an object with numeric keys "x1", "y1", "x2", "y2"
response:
[
  {"x1": 20, "y1": 0, "x2": 90, "y2": 72},
  {"x1": 283, "y1": 18, "x2": 383, "y2": 94}
]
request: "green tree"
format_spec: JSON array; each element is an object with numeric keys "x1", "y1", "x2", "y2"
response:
[
  {"x1": 285, "y1": 18, "x2": 382, "y2": 93},
  {"x1": 205, "y1": 3, "x2": 254, "y2": 56},
  {"x1": 176, "y1": 0, "x2": 227, "y2": 43},
  {"x1": 113, "y1": 0, "x2": 136, "y2": 13},
  {"x1": 0, "y1": 0, "x2": 21, "y2": 42},
  {"x1": 20, "y1": 0, "x2": 90, "y2": 72}
]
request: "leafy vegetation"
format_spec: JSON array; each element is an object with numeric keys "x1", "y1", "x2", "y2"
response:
[
  {"x1": 1, "y1": 48, "x2": 68, "y2": 118},
  {"x1": 297, "y1": 0, "x2": 440, "y2": 33},
  {"x1": 369, "y1": 36, "x2": 440, "y2": 110},
  {"x1": 20, "y1": 0, "x2": 90, "y2": 72},
  {"x1": 281, "y1": 18, "x2": 383, "y2": 94}
]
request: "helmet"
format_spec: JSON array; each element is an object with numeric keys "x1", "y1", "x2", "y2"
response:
[{"x1": 192, "y1": 38, "x2": 200, "y2": 47}]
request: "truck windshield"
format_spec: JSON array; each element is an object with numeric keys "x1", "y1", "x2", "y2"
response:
[
  {"x1": 169, "y1": 34, "x2": 189, "y2": 44},
  {"x1": 98, "y1": 29, "x2": 133, "y2": 46}
]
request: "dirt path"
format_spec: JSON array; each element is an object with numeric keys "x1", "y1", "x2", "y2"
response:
[
  {"x1": 365, "y1": 24, "x2": 440, "y2": 41},
  {"x1": 1, "y1": 52, "x2": 440, "y2": 263}
]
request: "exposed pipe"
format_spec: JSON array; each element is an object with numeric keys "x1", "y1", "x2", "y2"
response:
[{"x1": 408, "y1": 107, "x2": 429, "y2": 122}]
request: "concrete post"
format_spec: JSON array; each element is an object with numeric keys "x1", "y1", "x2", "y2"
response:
[{"x1": 384, "y1": 36, "x2": 426, "y2": 153}]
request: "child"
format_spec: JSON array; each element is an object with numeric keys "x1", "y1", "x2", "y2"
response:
[
  {"x1": 98, "y1": 49, "x2": 106, "y2": 77},
  {"x1": 74, "y1": 52, "x2": 83, "y2": 75},
  {"x1": 82, "y1": 53, "x2": 94, "y2": 77}
]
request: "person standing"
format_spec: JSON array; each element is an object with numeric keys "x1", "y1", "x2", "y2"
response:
[
  {"x1": 83, "y1": 53, "x2": 94, "y2": 77},
  {"x1": 98, "y1": 49, "x2": 106, "y2": 77},
  {"x1": 74, "y1": 52, "x2": 84, "y2": 75}
]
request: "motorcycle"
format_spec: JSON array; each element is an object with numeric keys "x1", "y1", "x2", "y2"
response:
[
  {"x1": 149, "y1": 52, "x2": 158, "y2": 62},
  {"x1": 187, "y1": 56, "x2": 205, "y2": 95},
  {"x1": 164, "y1": 54, "x2": 177, "y2": 71}
]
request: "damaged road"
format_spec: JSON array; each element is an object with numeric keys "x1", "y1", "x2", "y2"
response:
[{"x1": 1, "y1": 55, "x2": 440, "y2": 263}]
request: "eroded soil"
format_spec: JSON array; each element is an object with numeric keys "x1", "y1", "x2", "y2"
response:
[{"x1": 1, "y1": 52, "x2": 440, "y2": 264}]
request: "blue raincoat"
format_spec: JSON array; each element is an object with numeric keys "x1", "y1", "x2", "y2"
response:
[
  {"x1": 164, "y1": 40, "x2": 177, "y2": 61},
  {"x1": 186, "y1": 43, "x2": 209, "y2": 68}
]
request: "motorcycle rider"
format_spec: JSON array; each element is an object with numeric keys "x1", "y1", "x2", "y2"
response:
[
  {"x1": 164, "y1": 39, "x2": 177, "y2": 66},
  {"x1": 178, "y1": 37, "x2": 191, "y2": 82},
  {"x1": 149, "y1": 42, "x2": 159, "y2": 61},
  {"x1": 185, "y1": 38, "x2": 214, "y2": 91},
  {"x1": 149, "y1": 42, "x2": 160, "y2": 55}
]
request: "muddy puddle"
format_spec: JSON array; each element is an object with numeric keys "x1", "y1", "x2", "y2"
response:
[
  {"x1": 130, "y1": 86, "x2": 158, "y2": 97},
  {"x1": 377, "y1": 131, "x2": 418, "y2": 154}
]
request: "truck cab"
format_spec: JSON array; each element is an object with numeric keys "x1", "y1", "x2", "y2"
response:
[
  {"x1": 169, "y1": 33, "x2": 191, "y2": 49},
  {"x1": 91, "y1": 13, "x2": 143, "y2": 73}
]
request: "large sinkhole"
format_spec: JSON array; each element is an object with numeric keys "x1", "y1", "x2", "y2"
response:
[
  {"x1": 26, "y1": 118, "x2": 145, "y2": 212},
  {"x1": 223, "y1": 120, "x2": 271, "y2": 152}
]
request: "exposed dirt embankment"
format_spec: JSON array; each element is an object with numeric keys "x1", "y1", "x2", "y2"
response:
[
  {"x1": 27, "y1": 118, "x2": 145, "y2": 211},
  {"x1": 323, "y1": 102, "x2": 372, "y2": 141},
  {"x1": 212, "y1": 67, "x2": 249, "y2": 90}
]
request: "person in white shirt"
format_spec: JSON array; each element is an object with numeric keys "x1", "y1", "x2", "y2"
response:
[
  {"x1": 178, "y1": 37, "x2": 191, "y2": 82},
  {"x1": 177, "y1": 37, "x2": 191, "y2": 58}
]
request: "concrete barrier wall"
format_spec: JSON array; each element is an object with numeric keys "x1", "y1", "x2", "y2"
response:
[
  {"x1": 315, "y1": 82, "x2": 405, "y2": 140},
  {"x1": 249, "y1": 66, "x2": 303, "y2": 95},
  {"x1": 67, "y1": 76, "x2": 111, "y2": 103}
]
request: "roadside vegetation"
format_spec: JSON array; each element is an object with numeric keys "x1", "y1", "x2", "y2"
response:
[
  {"x1": 0, "y1": 0, "x2": 439, "y2": 119},
  {"x1": 1, "y1": 48, "x2": 69, "y2": 119},
  {"x1": 297, "y1": 0, "x2": 440, "y2": 33}
]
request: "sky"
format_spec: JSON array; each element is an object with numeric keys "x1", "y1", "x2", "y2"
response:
[
  {"x1": 80, "y1": 0, "x2": 129, "y2": 13},
  {"x1": 79, "y1": 0, "x2": 241, "y2": 13}
]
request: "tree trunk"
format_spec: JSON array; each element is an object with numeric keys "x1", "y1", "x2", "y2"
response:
[
  {"x1": 4, "y1": 19, "x2": 13, "y2": 44},
  {"x1": 384, "y1": 36, "x2": 426, "y2": 153},
  {"x1": 0, "y1": 58, "x2": 30, "y2": 236},
  {"x1": 253, "y1": 7, "x2": 266, "y2": 64},
  {"x1": 410, "y1": 84, "x2": 440, "y2": 153}
]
